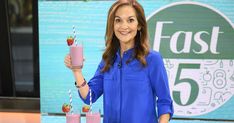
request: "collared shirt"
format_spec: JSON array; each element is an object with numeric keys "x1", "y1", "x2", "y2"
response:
[{"x1": 79, "y1": 48, "x2": 174, "y2": 123}]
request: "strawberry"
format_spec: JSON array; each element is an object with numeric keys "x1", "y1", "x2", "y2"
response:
[
  {"x1": 66, "y1": 36, "x2": 74, "y2": 46},
  {"x1": 82, "y1": 105, "x2": 90, "y2": 112},
  {"x1": 62, "y1": 103, "x2": 71, "y2": 113}
]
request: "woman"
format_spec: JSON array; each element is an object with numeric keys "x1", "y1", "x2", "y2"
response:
[{"x1": 64, "y1": 1, "x2": 173, "y2": 123}]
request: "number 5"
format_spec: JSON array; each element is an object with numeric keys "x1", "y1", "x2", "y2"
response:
[{"x1": 173, "y1": 63, "x2": 200, "y2": 106}]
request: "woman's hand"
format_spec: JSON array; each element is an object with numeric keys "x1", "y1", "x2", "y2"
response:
[
  {"x1": 64, "y1": 54, "x2": 82, "y2": 73},
  {"x1": 159, "y1": 114, "x2": 170, "y2": 123}
]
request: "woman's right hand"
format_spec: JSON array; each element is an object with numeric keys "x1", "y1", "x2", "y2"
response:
[{"x1": 64, "y1": 54, "x2": 82, "y2": 73}]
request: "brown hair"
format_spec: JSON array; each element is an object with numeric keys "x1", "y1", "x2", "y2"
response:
[{"x1": 102, "y1": 0, "x2": 150, "y2": 72}]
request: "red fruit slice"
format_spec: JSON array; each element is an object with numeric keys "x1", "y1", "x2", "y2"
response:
[
  {"x1": 62, "y1": 103, "x2": 71, "y2": 113},
  {"x1": 82, "y1": 105, "x2": 90, "y2": 112},
  {"x1": 66, "y1": 36, "x2": 74, "y2": 46}
]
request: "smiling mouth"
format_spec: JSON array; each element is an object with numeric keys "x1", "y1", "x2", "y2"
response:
[{"x1": 119, "y1": 31, "x2": 130, "y2": 35}]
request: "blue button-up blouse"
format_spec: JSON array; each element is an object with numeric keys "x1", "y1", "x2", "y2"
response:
[{"x1": 79, "y1": 48, "x2": 174, "y2": 123}]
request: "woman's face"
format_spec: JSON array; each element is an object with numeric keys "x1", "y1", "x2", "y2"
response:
[{"x1": 114, "y1": 5, "x2": 140, "y2": 47}]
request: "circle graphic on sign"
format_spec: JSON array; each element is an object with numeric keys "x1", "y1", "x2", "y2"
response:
[{"x1": 147, "y1": 1, "x2": 234, "y2": 116}]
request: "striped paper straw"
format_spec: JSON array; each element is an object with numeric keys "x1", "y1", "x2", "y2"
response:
[
  {"x1": 89, "y1": 89, "x2": 92, "y2": 113},
  {"x1": 72, "y1": 25, "x2": 77, "y2": 45},
  {"x1": 68, "y1": 89, "x2": 73, "y2": 114}
]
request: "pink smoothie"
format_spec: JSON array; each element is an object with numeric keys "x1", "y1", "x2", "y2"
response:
[
  {"x1": 70, "y1": 45, "x2": 83, "y2": 68},
  {"x1": 66, "y1": 114, "x2": 80, "y2": 123},
  {"x1": 86, "y1": 112, "x2": 101, "y2": 123}
]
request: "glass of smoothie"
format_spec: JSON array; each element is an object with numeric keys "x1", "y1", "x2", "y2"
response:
[
  {"x1": 66, "y1": 113, "x2": 80, "y2": 123},
  {"x1": 70, "y1": 43, "x2": 83, "y2": 69},
  {"x1": 86, "y1": 112, "x2": 101, "y2": 123}
]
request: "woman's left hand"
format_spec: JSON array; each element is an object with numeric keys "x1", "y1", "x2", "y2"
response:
[{"x1": 159, "y1": 113, "x2": 170, "y2": 123}]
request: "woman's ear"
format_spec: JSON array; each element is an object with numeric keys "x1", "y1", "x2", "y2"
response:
[{"x1": 137, "y1": 27, "x2": 141, "y2": 31}]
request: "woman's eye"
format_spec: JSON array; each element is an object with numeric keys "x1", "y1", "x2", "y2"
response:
[
  {"x1": 115, "y1": 19, "x2": 121, "y2": 23},
  {"x1": 129, "y1": 19, "x2": 135, "y2": 23}
]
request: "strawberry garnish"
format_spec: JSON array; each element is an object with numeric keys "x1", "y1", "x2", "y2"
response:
[
  {"x1": 66, "y1": 36, "x2": 74, "y2": 46},
  {"x1": 62, "y1": 103, "x2": 71, "y2": 113},
  {"x1": 82, "y1": 105, "x2": 90, "y2": 112}
]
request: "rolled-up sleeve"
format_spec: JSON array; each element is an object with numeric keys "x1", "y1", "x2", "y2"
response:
[
  {"x1": 78, "y1": 60, "x2": 104, "y2": 105},
  {"x1": 149, "y1": 52, "x2": 174, "y2": 120}
]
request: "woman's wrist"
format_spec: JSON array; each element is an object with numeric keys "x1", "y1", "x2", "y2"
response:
[
  {"x1": 72, "y1": 68, "x2": 82, "y2": 75},
  {"x1": 72, "y1": 68, "x2": 82, "y2": 73},
  {"x1": 73, "y1": 70, "x2": 85, "y2": 84},
  {"x1": 75, "y1": 79, "x2": 87, "y2": 88}
]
